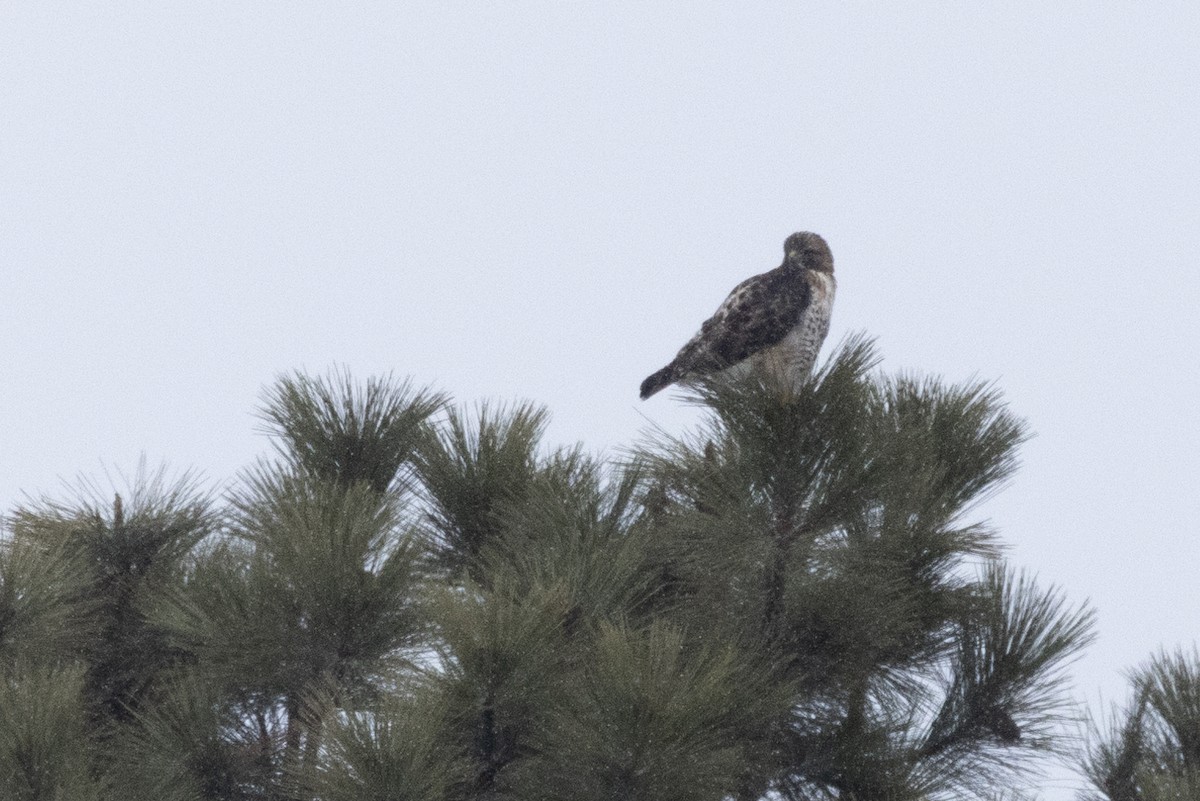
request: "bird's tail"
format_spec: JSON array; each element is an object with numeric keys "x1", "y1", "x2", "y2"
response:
[{"x1": 639, "y1": 364, "x2": 678, "y2": 400}]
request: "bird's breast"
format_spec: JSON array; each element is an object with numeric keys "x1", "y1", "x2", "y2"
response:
[{"x1": 807, "y1": 271, "x2": 836, "y2": 313}]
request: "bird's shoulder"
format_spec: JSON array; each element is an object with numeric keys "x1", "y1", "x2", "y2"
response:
[
  {"x1": 705, "y1": 265, "x2": 793, "y2": 325},
  {"x1": 710, "y1": 264, "x2": 810, "y2": 332}
]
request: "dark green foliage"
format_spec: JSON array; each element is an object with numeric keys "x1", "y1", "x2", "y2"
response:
[
  {"x1": 224, "y1": 469, "x2": 426, "y2": 689},
  {"x1": 413, "y1": 401, "x2": 550, "y2": 582},
  {"x1": 421, "y1": 439, "x2": 667, "y2": 800},
  {"x1": 919, "y1": 567, "x2": 1096, "y2": 796},
  {"x1": 0, "y1": 665, "x2": 105, "y2": 801},
  {"x1": 7, "y1": 467, "x2": 214, "y2": 726},
  {"x1": 0, "y1": 536, "x2": 92, "y2": 667},
  {"x1": 139, "y1": 372, "x2": 442, "y2": 797},
  {"x1": 511, "y1": 621, "x2": 783, "y2": 801},
  {"x1": 109, "y1": 678, "x2": 280, "y2": 801},
  {"x1": 1083, "y1": 648, "x2": 1200, "y2": 801},
  {"x1": 259, "y1": 368, "x2": 446, "y2": 494},
  {"x1": 479, "y1": 451, "x2": 659, "y2": 633},
  {"x1": 148, "y1": 472, "x2": 428, "y2": 794},
  {"x1": 433, "y1": 577, "x2": 576, "y2": 798},
  {"x1": 0, "y1": 344, "x2": 1096, "y2": 800},
  {"x1": 304, "y1": 689, "x2": 463, "y2": 801}
]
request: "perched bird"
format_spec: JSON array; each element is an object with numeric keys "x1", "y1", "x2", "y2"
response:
[{"x1": 639, "y1": 231, "x2": 836, "y2": 399}]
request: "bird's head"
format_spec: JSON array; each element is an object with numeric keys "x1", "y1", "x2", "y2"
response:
[{"x1": 784, "y1": 231, "x2": 834, "y2": 273}]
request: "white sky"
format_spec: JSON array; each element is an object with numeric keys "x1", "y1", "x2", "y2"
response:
[{"x1": 3, "y1": 4, "x2": 1199, "y2": 797}]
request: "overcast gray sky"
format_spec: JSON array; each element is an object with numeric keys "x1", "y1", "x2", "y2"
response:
[{"x1": 3, "y1": 3, "x2": 1199, "y2": 796}]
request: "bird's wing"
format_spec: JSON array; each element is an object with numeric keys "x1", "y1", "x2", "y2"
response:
[{"x1": 673, "y1": 267, "x2": 811, "y2": 373}]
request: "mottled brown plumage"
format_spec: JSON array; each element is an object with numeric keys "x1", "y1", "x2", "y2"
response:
[{"x1": 640, "y1": 232, "x2": 836, "y2": 399}]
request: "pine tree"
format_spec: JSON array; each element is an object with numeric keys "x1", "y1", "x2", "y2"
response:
[
  {"x1": 0, "y1": 341, "x2": 1095, "y2": 800},
  {"x1": 624, "y1": 335, "x2": 1095, "y2": 800}
]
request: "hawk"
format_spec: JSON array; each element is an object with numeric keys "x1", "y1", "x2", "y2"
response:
[{"x1": 639, "y1": 231, "x2": 836, "y2": 399}]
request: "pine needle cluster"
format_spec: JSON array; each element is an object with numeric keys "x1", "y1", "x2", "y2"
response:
[{"x1": 1082, "y1": 648, "x2": 1200, "y2": 801}]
